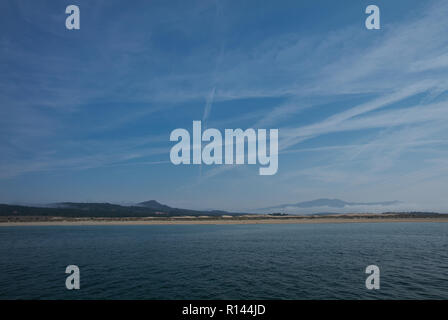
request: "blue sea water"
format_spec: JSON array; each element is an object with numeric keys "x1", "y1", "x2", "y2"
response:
[{"x1": 0, "y1": 222, "x2": 447, "y2": 299}]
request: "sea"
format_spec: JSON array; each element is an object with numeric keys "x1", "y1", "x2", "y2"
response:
[{"x1": 0, "y1": 222, "x2": 447, "y2": 299}]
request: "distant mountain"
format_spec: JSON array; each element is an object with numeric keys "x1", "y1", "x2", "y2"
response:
[
  {"x1": 137, "y1": 200, "x2": 172, "y2": 211},
  {"x1": 0, "y1": 201, "x2": 245, "y2": 218},
  {"x1": 260, "y1": 198, "x2": 401, "y2": 210}
]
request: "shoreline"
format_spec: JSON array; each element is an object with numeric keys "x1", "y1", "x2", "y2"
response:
[{"x1": 1, "y1": 217, "x2": 448, "y2": 226}]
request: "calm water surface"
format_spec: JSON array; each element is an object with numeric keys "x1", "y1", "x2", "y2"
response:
[{"x1": 0, "y1": 222, "x2": 447, "y2": 299}]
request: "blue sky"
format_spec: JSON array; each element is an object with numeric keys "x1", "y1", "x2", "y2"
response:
[{"x1": 1, "y1": 0, "x2": 448, "y2": 213}]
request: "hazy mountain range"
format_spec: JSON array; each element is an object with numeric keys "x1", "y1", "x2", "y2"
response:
[{"x1": 259, "y1": 198, "x2": 401, "y2": 210}]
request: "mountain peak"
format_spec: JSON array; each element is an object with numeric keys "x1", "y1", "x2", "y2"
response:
[{"x1": 137, "y1": 200, "x2": 172, "y2": 210}]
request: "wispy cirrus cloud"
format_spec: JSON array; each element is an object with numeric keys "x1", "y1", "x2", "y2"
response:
[{"x1": 2, "y1": 0, "x2": 448, "y2": 210}]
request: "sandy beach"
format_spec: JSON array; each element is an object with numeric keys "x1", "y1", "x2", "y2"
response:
[{"x1": 1, "y1": 216, "x2": 448, "y2": 226}]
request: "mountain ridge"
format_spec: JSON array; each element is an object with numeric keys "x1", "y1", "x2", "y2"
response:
[{"x1": 0, "y1": 200, "x2": 245, "y2": 217}]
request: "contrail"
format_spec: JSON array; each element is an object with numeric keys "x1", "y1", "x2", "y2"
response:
[
  {"x1": 202, "y1": 87, "x2": 216, "y2": 127},
  {"x1": 200, "y1": 86, "x2": 216, "y2": 178}
]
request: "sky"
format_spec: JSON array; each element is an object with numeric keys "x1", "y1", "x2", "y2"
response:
[{"x1": 1, "y1": 0, "x2": 448, "y2": 213}]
